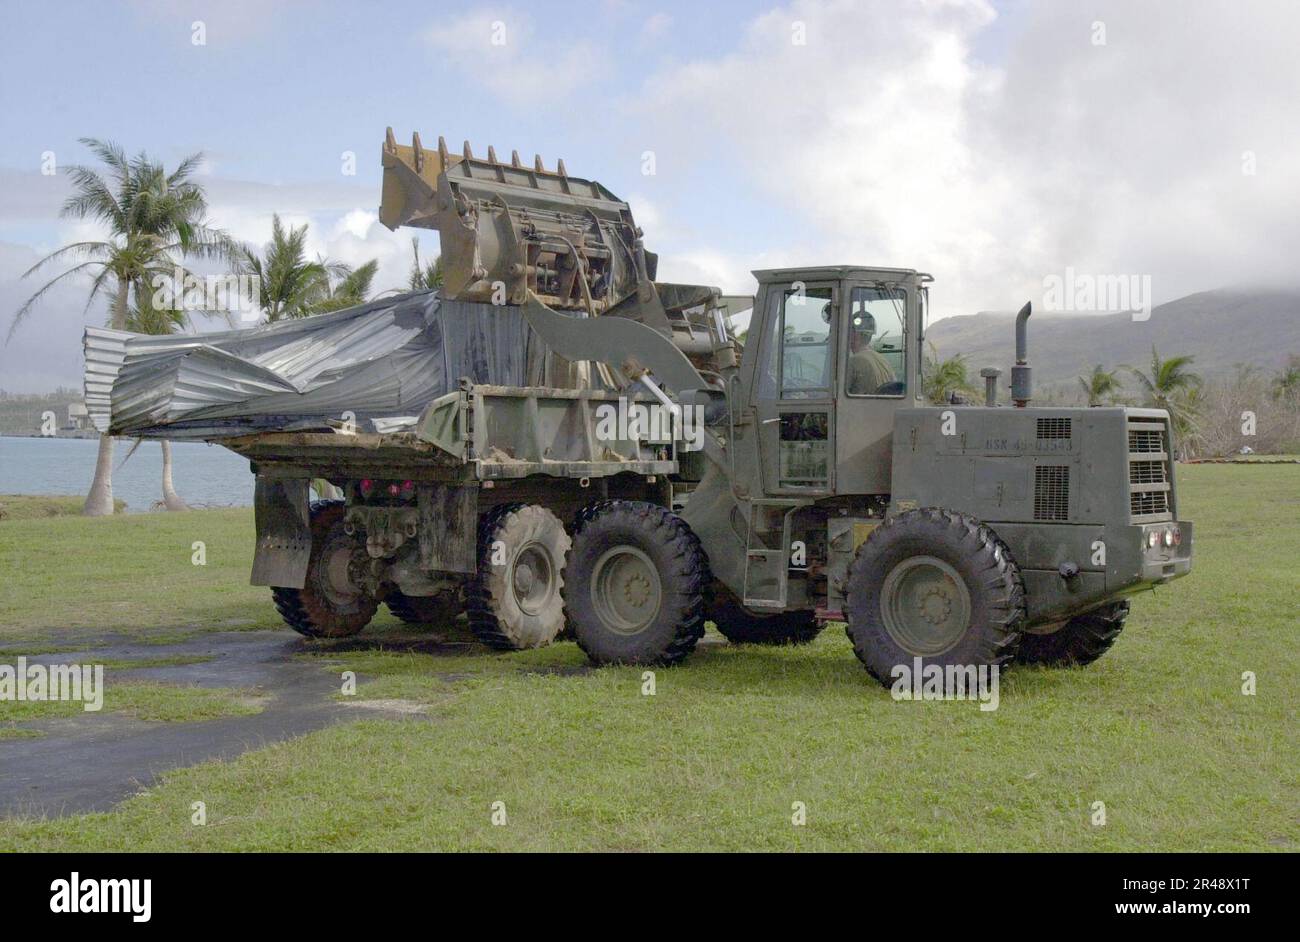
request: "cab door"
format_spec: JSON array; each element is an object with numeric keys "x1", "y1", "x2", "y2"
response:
[
  {"x1": 752, "y1": 281, "x2": 837, "y2": 497},
  {"x1": 835, "y1": 283, "x2": 912, "y2": 494}
]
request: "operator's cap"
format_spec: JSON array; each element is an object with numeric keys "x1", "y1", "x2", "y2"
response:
[{"x1": 852, "y1": 312, "x2": 877, "y2": 332}]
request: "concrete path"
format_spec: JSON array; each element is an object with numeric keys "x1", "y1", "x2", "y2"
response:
[{"x1": 0, "y1": 630, "x2": 432, "y2": 818}]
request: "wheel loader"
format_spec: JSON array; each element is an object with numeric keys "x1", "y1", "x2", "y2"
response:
[{"x1": 84, "y1": 130, "x2": 1193, "y2": 688}]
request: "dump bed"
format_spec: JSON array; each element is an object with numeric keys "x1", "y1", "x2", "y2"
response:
[{"x1": 225, "y1": 382, "x2": 678, "y2": 484}]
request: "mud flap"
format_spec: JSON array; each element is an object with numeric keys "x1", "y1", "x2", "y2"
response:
[
  {"x1": 250, "y1": 477, "x2": 311, "y2": 588},
  {"x1": 418, "y1": 484, "x2": 477, "y2": 574}
]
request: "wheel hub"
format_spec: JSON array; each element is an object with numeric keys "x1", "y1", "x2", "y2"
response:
[
  {"x1": 880, "y1": 555, "x2": 972, "y2": 656},
  {"x1": 319, "y1": 539, "x2": 363, "y2": 607},
  {"x1": 510, "y1": 542, "x2": 555, "y2": 617},
  {"x1": 918, "y1": 586, "x2": 953, "y2": 626},
  {"x1": 590, "y1": 546, "x2": 662, "y2": 635}
]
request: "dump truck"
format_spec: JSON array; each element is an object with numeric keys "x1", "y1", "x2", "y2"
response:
[{"x1": 85, "y1": 130, "x2": 1192, "y2": 687}]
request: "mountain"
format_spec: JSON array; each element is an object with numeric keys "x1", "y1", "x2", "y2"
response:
[{"x1": 925, "y1": 288, "x2": 1300, "y2": 398}]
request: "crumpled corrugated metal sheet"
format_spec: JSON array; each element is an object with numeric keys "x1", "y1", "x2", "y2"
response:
[{"x1": 84, "y1": 290, "x2": 536, "y2": 440}]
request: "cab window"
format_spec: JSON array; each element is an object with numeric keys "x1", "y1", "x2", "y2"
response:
[
  {"x1": 779, "y1": 287, "x2": 834, "y2": 399},
  {"x1": 846, "y1": 286, "x2": 906, "y2": 397}
]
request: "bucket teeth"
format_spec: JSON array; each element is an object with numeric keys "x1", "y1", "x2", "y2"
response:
[
  {"x1": 437, "y1": 135, "x2": 449, "y2": 167},
  {"x1": 557, "y1": 158, "x2": 567, "y2": 177},
  {"x1": 487, "y1": 145, "x2": 498, "y2": 164},
  {"x1": 412, "y1": 131, "x2": 424, "y2": 172},
  {"x1": 463, "y1": 140, "x2": 474, "y2": 161},
  {"x1": 534, "y1": 154, "x2": 544, "y2": 172},
  {"x1": 384, "y1": 126, "x2": 396, "y2": 154},
  {"x1": 511, "y1": 150, "x2": 521, "y2": 168}
]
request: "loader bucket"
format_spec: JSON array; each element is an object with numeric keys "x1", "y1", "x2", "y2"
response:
[{"x1": 381, "y1": 128, "x2": 657, "y2": 315}]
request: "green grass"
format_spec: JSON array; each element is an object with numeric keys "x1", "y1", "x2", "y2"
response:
[
  {"x1": 0, "y1": 465, "x2": 1296, "y2": 851},
  {"x1": 0, "y1": 506, "x2": 277, "y2": 640},
  {"x1": 0, "y1": 493, "x2": 125, "y2": 520},
  {"x1": 0, "y1": 505, "x2": 413, "y2": 643}
]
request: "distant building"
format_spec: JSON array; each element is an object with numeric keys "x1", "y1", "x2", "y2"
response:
[{"x1": 67, "y1": 401, "x2": 88, "y2": 430}]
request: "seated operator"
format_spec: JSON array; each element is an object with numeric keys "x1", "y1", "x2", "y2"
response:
[{"x1": 846, "y1": 312, "x2": 896, "y2": 394}]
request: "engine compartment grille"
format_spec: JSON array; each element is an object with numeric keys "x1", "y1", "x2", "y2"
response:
[
  {"x1": 1129, "y1": 460, "x2": 1168, "y2": 485},
  {"x1": 1034, "y1": 465, "x2": 1070, "y2": 520},
  {"x1": 1131, "y1": 490, "x2": 1170, "y2": 517},
  {"x1": 1037, "y1": 417, "x2": 1072, "y2": 440},
  {"x1": 1127, "y1": 419, "x2": 1174, "y2": 521},
  {"x1": 1128, "y1": 428, "x2": 1164, "y2": 453}
]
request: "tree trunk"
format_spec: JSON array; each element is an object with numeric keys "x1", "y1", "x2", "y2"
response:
[
  {"x1": 160, "y1": 440, "x2": 189, "y2": 511},
  {"x1": 82, "y1": 433, "x2": 116, "y2": 516},
  {"x1": 83, "y1": 275, "x2": 131, "y2": 516}
]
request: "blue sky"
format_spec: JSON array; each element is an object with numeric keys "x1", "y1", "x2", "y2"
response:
[
  {"x1": 2, "y1": 0, "x2": 1298, "y2": 390},
  {"x1": 0, "y1": 0, "x2": 813, "y2": 252}
]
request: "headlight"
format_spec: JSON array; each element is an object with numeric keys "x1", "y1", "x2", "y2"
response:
[
  {"x1": 1162, "y1": 529, "x2": 1175, "y2": 547},
  {"x1": 1147, "y1": 530, "x2": 1160, "y2": 549}
]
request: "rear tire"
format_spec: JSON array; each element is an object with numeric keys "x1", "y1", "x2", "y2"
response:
[
  {"x1": 272, "y1": 500, "x2": 378, "y2": 639},
  {"x1": 564, "y1": 501, "x2": 707, "y2": 666},
  {"x1": 845, "y1": 508, "x2": 1024, "y2": 689},
  {"x1": 1017, "y1": 600, "x2": 1129, "y2": 666},
  {"x1": 466, "y1": 504, "x2": 570, "y2": 650},
  {"x1": 710, "y1": 587, "x2": 823, "y2": 645}
]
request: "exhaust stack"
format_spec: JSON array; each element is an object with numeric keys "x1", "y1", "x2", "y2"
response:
[{"x1": 1011, "y1": 301, "x2": 1032, "y2": 408}]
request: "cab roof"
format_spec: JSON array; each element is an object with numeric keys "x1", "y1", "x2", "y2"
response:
[{"x1": 752, "y1": 265, "x2": 931, "y2": 284}]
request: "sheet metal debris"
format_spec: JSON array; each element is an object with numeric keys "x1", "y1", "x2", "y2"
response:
[{"x1": 85, "y1": 290, "x2": 541, "y2": 440}]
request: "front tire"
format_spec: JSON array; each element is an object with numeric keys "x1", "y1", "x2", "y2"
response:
[
  {"x1": 1017, "y1": 600, "x2": 1129, "y2": 666},
  {"x1": 272, "y1": 500, "x2": 378, "y2": 639},
  {"x1": 564, "y1": 501, "x2": 707, "y2": 666},
  {"x1": 845, "y1": 508, "x2": 1024, "y2": 689}
]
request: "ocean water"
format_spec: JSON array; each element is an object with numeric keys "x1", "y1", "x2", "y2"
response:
[{"x1": 0, "y1": 435, "x2": 255, "y2": 512}]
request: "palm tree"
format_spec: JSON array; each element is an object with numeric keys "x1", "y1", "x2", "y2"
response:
[
  {"x1": 238, "y1": 216, "x2": 380, "y2": 318},
  {"x1": 922, "y1": 343, "x2": 980, "y2": 404},
  {"x1": 122, "y1": 285, "x2": 211, "y2": 511},
  {"x1": 236, "y1": 215, "x2": 331, "y2": 321},
  {"x1": 10, "y1": 139, "x2": 232, "y2": 515},
  {"x1": 1125, "y1": 346, "x2": 1202, "y2": 455},
  {"x1": 408, "y1": 237, "x2": 443, "y2": 290},
  {"x1": 310, "y1": 258, "x2": 380, "y2": 313},
  {"x1": 1078, "y1": 364, "x2": 1122, "y2": 406}
]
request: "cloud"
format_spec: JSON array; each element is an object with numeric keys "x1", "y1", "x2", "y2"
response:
[
  {"x1": 629, "y1": 0, "x2": 1300, "y2": 317},
  {"x1": 424, "y1": 9, "x2": 608, "y2": 107}
]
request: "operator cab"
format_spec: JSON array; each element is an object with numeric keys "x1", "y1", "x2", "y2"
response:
[{"x1": 742, "y1": 266, "x2": 930, "y2": 498}]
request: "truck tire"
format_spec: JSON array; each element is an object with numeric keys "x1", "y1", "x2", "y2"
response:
[
  {"x1": 563, "y1": 501, "x2": 707, "y2": 666},
  {"x1": 272, "y1": 500, "x2": 378, "y2": 639},
  {"x1": 710, "y1": 587, "x2": 823, "y2": 645},
  {"x1": 386, "y1": 590, "x2": 461, "y2": 628},
  {"x1": 467, "y1": 503, "x2": 570, "y2": 650},
  {"x1": 845, "y1": 508, "x2": 1024, "y2": 689},
  {"x1": 1017, "y1": 600, "x2": 1129, "y2": 667}
]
